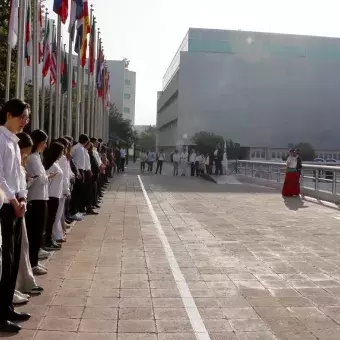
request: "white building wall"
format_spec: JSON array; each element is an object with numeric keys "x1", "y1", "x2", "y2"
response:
[{"x1": 123, "y1": 69, "x2": 136, "y2": 124}]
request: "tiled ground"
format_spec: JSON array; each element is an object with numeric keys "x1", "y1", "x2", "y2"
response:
[{"x1": 6, "y1": 169, "x2": 340, "y2": 339}]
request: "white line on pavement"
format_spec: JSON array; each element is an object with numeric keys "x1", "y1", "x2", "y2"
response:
[{"x1": 138, "y1": 175, "x2": 211, "y2": 340}]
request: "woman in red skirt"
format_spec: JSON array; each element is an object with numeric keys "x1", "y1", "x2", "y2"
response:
[{"x1": 282, "y1": 149, "x2": 300, "y2": 197}]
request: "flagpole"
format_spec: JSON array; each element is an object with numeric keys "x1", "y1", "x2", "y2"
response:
[
  {"x1": 80, "y1": 68, "x2": 85, "y2": 134},
  {"x1": 54, "y1": 17, "x2": 62, "y2": 138},
  {"x1": 32, "y1": 0, "x2": 39, "y2": 129},
  {"x1": 75, "y1": 52, "x2": 81, "y2": 139},
  {"x1": 16, "y1": 0, "x2": 27, "y2": 99},
  {"x1": 66, "y1": 31, "x2": 73, "y2": 136},
  {"x1": 86, "y1": 5, "x2": 93, "y2": 136},
  {"x1": 93, "y1": 29, "x2": 100, "y2": 138},
  {"x1": 48, "y1": 21, "x2": 55, "y2": 139},
  {"x1": 40, "y1": 8, "x2": 48, "y2": 131},
  {"x1": 60, "y1": 92, "x2": 65, "y2": 136},
  {"x1": 90, "y1": 19, "x2": 96, "y2": 137}
]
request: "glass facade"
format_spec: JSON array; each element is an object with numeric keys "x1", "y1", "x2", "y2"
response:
[
  {"x1": 123, "y1": 107, "x2": 130, "y2": 113},
  {"x1": 124, "y1": 93, "x2": 130, "y2": 99}
]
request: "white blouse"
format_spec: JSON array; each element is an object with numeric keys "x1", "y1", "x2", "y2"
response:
[
  {"x1": 46, "y1": 162, "x2": 63, "y2": 199},
  {"x1": 26, "y1": 152, "x2": 49, "y2": 201},
  {"x1": 57, "y1": 155, "x2": 71, "y2": 197},
  {"x1": 287, "y1": 156, "x2": 297, "y2": 169}
]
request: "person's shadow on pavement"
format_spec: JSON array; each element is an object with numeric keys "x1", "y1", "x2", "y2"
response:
[{"x1": 283, "y1": 196, "x2": 306, "y2": 211}]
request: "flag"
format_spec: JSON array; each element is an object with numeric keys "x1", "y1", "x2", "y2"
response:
[
  {"x1": 74, "y1": 10, "x2": 83, "y2": 54},
  {"x1": 25, "y1": 3, "x2": 32, "y2": 66},
  {"x1": 72, "y1": 65, "x2": 77, "y2": 88},
  {"x1": 96, "y1": 41, "x2": 104, "y2": 91},
  {"x1": 8, "y1": 0, "x2": 19, "y2": 48},
  {"x1": 42, "y1": 19, "x2": 51, "y2": 77},
  {"x1": 38, "y1": 3, "x2": 44, "y2": 63},
  {"x1": 61, "y1": 46, "x2": 68, "y2": 94},
  {"x1": 89, "y1": 18, "x2": 95, "y2": 74},
  {"x1": 80, "y1": 0, "x2": 90, "y2": 67},
  {"x1": 50, "y1": 29, "x2": 57, "y2": 85},
  {"x1": 68, "y1": 0, "x2": 83, "y2": 41},
  {"x1": 53, "y1": 0, "x2": 69, "y2": 24}
]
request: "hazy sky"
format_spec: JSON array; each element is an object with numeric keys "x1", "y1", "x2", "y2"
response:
[{"x1": 46, "y1": 0, "x2": 340, "y2": 125}]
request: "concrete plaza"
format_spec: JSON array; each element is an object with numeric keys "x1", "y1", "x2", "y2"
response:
[{"x1": 8, "y1": 168, "x2": 340, "y2": 340}]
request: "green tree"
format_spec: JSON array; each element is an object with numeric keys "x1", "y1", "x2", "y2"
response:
[
  {"x1": 294, "y1": 142, "x2": 316, "y2": 161},
  {"x1": 108, "y1": 103, "x2": 135, "y2": 147},
  {"x1": 136, "y1": 125, "x2": 156, "y2": 151},
  {"x1": 191, "y1": 131, "x2": 225, "y2": 153}
]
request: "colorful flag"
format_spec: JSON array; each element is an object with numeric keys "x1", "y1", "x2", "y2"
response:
[
  {"x1": 53, "y1": 0, "x2": 69, "y2": 24},
  {"x1": 80, "y1": 0, "x2": 90, "y2": 67},
  {"x1": 96, "y1": 40, "x2": 104, "y2": 92},
  {"x1": 61, "y1": 46, "x2": 68, "y2": 94},
  {"x1": 42, "y1": 19, "x2": 51, "y2": 77},
  {"x1": 74, "y1": 7, "x2": 83, "y2": 54},
  {"x1": 25, "y1": 3, "x2": 32, "y2": 66},
  {"x1": 69, "y1": 0, "x2": 83, "y2": 41},
  {"x1": 8, "y1": 0, "x2": 19, "y2": 48},
  {"x1": 50, "y1": 29, "x2": 57, "y2": 85},
  {"x1": 89, "y1": 18, "x2": 95, "y2": 74}
]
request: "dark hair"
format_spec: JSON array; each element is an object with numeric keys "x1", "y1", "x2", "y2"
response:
[
  {"x1": 43, "y1": 142, "x2": 64, "y2": 170},
  {"x1": 57, "y1": 137, "x2": 70, "y2": 148},
  {"x1": 17, "y1": 132, "x2": 33, "y2": 150},
  {"x1": 64, "y1": 135, "x2": 73, "y2": 143},
  {"x1": 98, "y1": 138, "x2": 103, "y2": 143},
  {"x1": 0, "y1": 99, "x2": 30, "y2": 125},
  {"x1": 90, "y1": 137, "x2": 97, "y2": 143},
  {"x1": 30, "y1": 129, "x2": 48, "y2": 153},
  {"x1": 78, "y1": 134, "x2": 89, "y2": 144}
]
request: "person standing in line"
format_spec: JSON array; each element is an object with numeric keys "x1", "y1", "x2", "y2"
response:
[
  {"x1": 25, "y1": 130, "x2": 51, "y2": 275},
  {"x1": 114, "y1": 146, "x2": 121, "y2": 173},
  {"x1": 180, "y1": 147, "x2": 188, "y2": 176},
  {"x1": 215, "y1": 145, "x2": 223, "y2": 176},
  {"x1": 43, "y1": 142, "x2": 65, "y2": 250},
  {"x1": 70, "y1": 134, "x2": 89, "y2": 216},
  {"x1": 172, "y1": 149, "x2": 180, "y2": 176},
  {"x1": 140, "y1": 149, "x2": 147, "y2": 173},
  {"x1": 199, "y1": 153, "x2": 206, "y2": 176},
  {"x1": 84, "y1": 142, "x2": 98, "y2": 215},
  {"x1": 120, "y1": 148, "x2": 126, "y2": 172},
  {"x1": 189, "y1": 149, "x2": 197, "y2": 176},
  {"x1": 147, "y1": 150, "x2": 155, "y2": 172},
  {"x1": 205, "y1": 153, "x2": 210, "y2": 174},
  {"x1": 0, "y1": 99, "x2": 31, "y2": 333},
  {"x1": 195, "y1": 152, "x2": 202, "y2": 177},
  {"x1": 155, "y1": 149, "x2": 165, "y2": 174}
]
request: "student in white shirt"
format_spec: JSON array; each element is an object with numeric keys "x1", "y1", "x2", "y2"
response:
[
  {"x1": 147, "y1": 150, "x2": 155, "y2": 172},
  {"x1": 189, "y1": 149, "x2": 197, "y2": 176},
  {"x1": 155, "y1": 149, "x2": 166, "y2": 174},
  {"x1": 43, "y1": 142, "x2": 65, "y2": 251},
  {"x1": 16, "y1": 132, "x2": 44, "y2": 298},
  {"x1": 84, "y1": 141, "x2": 98, "y2": 215},
  {"x1": 180, "y1": 148, "x2": 188, "y2": 176},
  {"x1": 0, "y1": 99, "x2": 31, "y2": 333},
  {"x1": 25, "y1": 129, "x2": 50, "y2": 275},
  {"x1": 139, "y1": 149, "x2": 147, "y2": 173},
  {"x1": 172, "y1": 149, "x2": 181, "y2": 176},
  {"x1": 120, "y1": 148, "x2": 126, "y2": 172},
  {"x1": 70, "y1": 134, "x2": 89, "y2": 215}
]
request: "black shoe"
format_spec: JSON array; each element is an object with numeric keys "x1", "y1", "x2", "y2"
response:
[
  {"x1": 0, "y1": 320, "x2": 21, "y2": 333},
  {"x1": 86, "y1": 209, "x2": 98, "y2": 215},
  {"x1": 8, "y1": 311, "x2": 31, "y2": 322},
  {"x1": 44, "y1": 243, "x2": 61, "y2": 251},
  {"x1": 94, "y1": 204, "x2": 101, "y2": 209}
]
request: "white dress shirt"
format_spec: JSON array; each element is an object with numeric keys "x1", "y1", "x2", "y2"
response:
[
  {"x1": 46, "y1": 162, "x2": 63, "y2": 199},
  {"x1": 58, "y1": 155, "x2": 71, "y2": 197},
  {"x1": 93, "y1": 147, "x2": 102, "y2": 167},
  {"x1": 0, "y1": 126, "x2": 26, "y2": 202},
  {"x1": 0, "y1": 189, "x2": 4, "y2": 247},
  {"x1": 26, "y1": 152, "x2": 49, "y2": 201},
  {"x1": 173, "y1": 153, "x2": 181, "y2": 162},
  {"x1": 71, "y1": 143, "x2": 86, "y2": 171},
  {"x1": 158, "y1": 153, "x2": 165, "y2": 161},
  {"x1": 84, "y1": 150, "x2": 91, "y2": 171},
  {"x1": 189, "y1": 153, "x2": 197, "y2": 163},
  {"x1": 180, "y1": 152, "x2": 188, "y2": 163}
]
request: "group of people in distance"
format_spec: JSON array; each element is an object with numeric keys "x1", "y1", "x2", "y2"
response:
[{"x1": 0, "y1": 98, "x2": 114, "y2": 333}]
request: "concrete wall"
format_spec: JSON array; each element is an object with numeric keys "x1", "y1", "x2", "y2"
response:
[
  {"x1": 177, "y1": 50, "x2": 340, "y2": 150},
  {"x1": 106, "y1": 60, "x2": 125, "y2": 115},
  {"x1": 123, "y1": 69, "x2": 136, "y2": 124}
]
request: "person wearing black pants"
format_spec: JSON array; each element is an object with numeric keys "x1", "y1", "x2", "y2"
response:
[
  {"x1": 0, "y1": 99, "x2": 31, "y2": 333},
  {"x1": 155, "y1": 149, "x2": 165, "y2": 174}
]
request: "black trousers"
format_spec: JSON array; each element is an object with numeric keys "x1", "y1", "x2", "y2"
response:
[
  {"x1": 45, "y1": 197, "x2": 59, "y2": 245},
  {"x1": 120, "y1": 158, "x2": 125, "y2": 172},
  {"x1": 25, "y1": 200, "x2": 47, "y2": 267},
  {"x1": 84, "y1": 171, "x2": 92, "y2": 210},
  {"x1": 148, "y1": 162, "x2": 153, "y2": 172},
  {"x1": 0, "y1": 204, "x2": 22, "y2": 322},
  {"x1": 190, "y1": 162, "x2": 196, "y2": 176},
  {"x1": 140, "y1": 161, "x2": 145, "y2": 172},
  {"x1": 70, "y1": 174, "x2": 85, "y2": 215},
  {"x1": 155, "y1": 160, "x2": 163, "y2": 174}
]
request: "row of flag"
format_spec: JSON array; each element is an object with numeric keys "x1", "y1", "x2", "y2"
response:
[{"x1": 7, "y1": 0, "x2": 111, "y2": 106}]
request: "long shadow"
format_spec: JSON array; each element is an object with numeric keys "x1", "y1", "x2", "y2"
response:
[{"x1": 283, "y1": 196, "x2": 307, "y2": 211}]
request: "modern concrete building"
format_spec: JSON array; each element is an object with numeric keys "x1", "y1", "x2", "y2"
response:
[
  {"x1": 157, "y1": 28, "x2": 340, "y2": 153},
  {"x1": 106, "y1": 60, "x2": 136, "y2": 124}
]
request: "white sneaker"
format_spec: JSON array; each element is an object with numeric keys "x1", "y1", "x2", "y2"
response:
[
  {"x1": 38, "y1": 248, "x2": 50, "y2": 260},
  {"x1": 33, "y1": 266, "x2": 48, "y2": 275},
  {"x1": 13, "y1": 291, "x2": 29, "y2": 304}
]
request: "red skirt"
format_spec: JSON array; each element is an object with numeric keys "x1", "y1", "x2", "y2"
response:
[{"x1": 282, "y1": 171, "x2": 300, "y2": 197}]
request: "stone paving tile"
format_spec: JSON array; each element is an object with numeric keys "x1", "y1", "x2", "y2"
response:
[{"x1": 6, "y1": 171, "x2": 340, "y2": 339}]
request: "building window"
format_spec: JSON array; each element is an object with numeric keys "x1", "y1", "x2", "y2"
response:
[
  {"x1": 272, "y1": 152, "x2": 276, "y2": 159},
  {"x1": 125, "y1": 79, "x2": 131, "y2": 85},
  {"x1": 123, "y1": 107, "x2": 130, "y2": 113},
  {"x1": 124, "y1": 93, "x2": 130, "y2": 99}
]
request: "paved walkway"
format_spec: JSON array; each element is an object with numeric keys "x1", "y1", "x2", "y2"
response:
[{"x1": 8, "y1": 167, "x2": 340, "y2": 340}]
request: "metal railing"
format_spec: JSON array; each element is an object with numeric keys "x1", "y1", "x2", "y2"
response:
[{"x1": 235, "y1": 160, "x2": 340, "y2": 196}]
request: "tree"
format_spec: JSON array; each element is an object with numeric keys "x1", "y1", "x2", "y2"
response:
[
  {"x1": 108, "y1": 103, "x2": 135, "y2": 147},
  {"x1": 136, "y1": 125, "x2": 156, "y2": 151},
  {"x1": 191, "y1": 131, "x2": 225, "y2": 153},
  {"x1": 294, "y1": 142, "x2": 316, "y2": 161}
]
